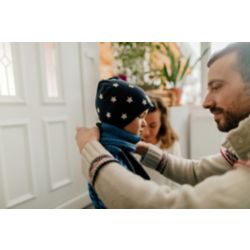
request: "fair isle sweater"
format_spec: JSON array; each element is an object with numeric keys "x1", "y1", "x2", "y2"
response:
[{"x1": 80, "y1": 116, "x2": 250, "y2": 208}]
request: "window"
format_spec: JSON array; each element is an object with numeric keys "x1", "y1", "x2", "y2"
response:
[
  {"x1": 43, "y1": 43, "x2": 59, "y2": 98},
  {"x1": 179, "y1": 43, "x2": 202, "y2": 105},
  {"x1": 0, "y1": 43, "x2": 16, "y2": 97},
  {"x1": 40, "y1": 42, "x2": 64, "y2": 103},
  {"x1": 211, "y1": 42, "x2": 231, "y2": 54}
]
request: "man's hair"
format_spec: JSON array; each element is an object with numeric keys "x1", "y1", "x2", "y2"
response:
[{"x1": 208, "y1": 43, "x2": 250, "y2": 83}]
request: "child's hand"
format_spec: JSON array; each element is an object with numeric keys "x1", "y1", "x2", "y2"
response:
[
  {"x1": 75, "y1": 127, "x2": 100, "y2": 152},
  {"x1": 135, "y1": 141, "x2": 149, "y2": 156}
]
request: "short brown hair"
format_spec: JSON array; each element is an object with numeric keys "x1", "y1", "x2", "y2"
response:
[{"x1": 208, "y1": 43, "x2": 250, "y2": 84}]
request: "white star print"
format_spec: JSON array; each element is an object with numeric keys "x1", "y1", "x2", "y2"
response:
[
  {"x1": 126, "y1": 97, "x2": 133, "y2": 103},
  {"x1": 106, "y1": 112, "x2": 111, "y2": 118},
  {"x1": 99, "y1": 94, "x2": 103, "y2": 99},
  {"x1": 145, "y1": 95, "x2": 152, "y2": 105},
  {"x1": 121, "y1": 113, "x2": 127, "y2": 120},
  {"x1": 142, "y1": 99, "x2": 147, "y2": 105},
  {"x1": 111, "y1": 96, "x2": 117, "y2": 103},
  {"x1": 97, "y1": 108, "x2": 100, "y2": 113},
  {"x1": 129, "y1": 84, "x2": 134, "y2": 88},
  {"x1": 113, "y1": 83, "x2": 119, "y2": 87}
]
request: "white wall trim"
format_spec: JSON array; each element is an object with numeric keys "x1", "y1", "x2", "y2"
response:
[
  {"x1": 56, "y1": 193, "x2": 91, "y2": 209},
  {"x1": 79, "y1": 42, "x2": 100, "y2": 127},
  {"x1": 200, "y1": 42, "x2": 211, "y2": 99}
]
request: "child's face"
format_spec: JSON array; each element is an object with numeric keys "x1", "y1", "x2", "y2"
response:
[{"x1": 123, "y1": 110, "x2": 148, "y2": 136}]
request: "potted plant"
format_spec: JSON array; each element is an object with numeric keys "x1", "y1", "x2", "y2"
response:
[
  {"x1": 111, "y1": 42, "x2": 208, "y2": 106},
  {"x1": 149, "y1": 43, "x2": 209, "y2": 105},
  {"x1": 112, "y1": 42, "x2": 153, "y2": 86}
]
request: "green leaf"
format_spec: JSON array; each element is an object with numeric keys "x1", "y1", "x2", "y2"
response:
[
  {"x1": 180, "y1": 57, "x2": 191, "y2": 81},
  {"x1": 175, "y1": 59, "x2": 181, "y2": 83},
  {"x1": 168, "y1": 50, "x2": 177, "y2": 83},
  {"x1": 163, "y1": 64, "x2": 171, "y2": 81}
]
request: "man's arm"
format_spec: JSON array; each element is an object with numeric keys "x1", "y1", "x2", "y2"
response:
[
  {"x1": 137, "y1": 142, "x2": 232, "y2": 185},
  {"x1": 75, "y1": 127, "x2": 232, "y2": 186},
  {"x1": 81, "y1": 140, "x2": 250, "y2": 208}
]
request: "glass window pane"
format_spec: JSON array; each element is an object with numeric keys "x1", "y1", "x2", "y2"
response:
[
  {"x1": 0, "y1": 43, "x2": 16, "y2": 96},
  {"x1": 211, "y1": 42, "x2": 231, "y2": 54},
  {"x1": 44, "y1": 43, "x2": 59, "y2": 98},
  {"x1": 179, "y1": 42, "x2": 202, "y2": 105}
]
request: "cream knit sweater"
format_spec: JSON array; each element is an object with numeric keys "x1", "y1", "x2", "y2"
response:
[{"x1": 81, "y1": 116, "x2": 250, "y2": 208}]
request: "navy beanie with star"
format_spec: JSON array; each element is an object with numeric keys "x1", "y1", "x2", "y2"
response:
[{"x1": 96, "y1": 77, "x2": 154, "y2": 128}]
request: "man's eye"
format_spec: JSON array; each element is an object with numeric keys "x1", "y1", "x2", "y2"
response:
[
  {"x1": 212, "y1": 87, "x2": 219, "y2": 91},
  {"x1": 210, "y1": 84, "x2": 221, "y2": 90}
]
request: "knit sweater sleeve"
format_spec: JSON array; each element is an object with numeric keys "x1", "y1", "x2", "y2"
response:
[
  {"x1": 80, "y1": 140, "x2": 112, "y2": 178},
  {"x1": 141, "y1": 144, "x2": 232, "y2": 185},
  {"x1": 81, "y1": 141, "x2": 250, "y2": 208}
]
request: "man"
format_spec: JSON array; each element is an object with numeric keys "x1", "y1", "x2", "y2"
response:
[{"x1": 76, "y1": 43, "x2": 250, "y2": 208}]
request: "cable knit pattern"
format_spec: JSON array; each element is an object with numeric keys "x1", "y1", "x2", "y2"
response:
[{"x1": 141, "y1": 144, "x2": 164, "y2": 169}]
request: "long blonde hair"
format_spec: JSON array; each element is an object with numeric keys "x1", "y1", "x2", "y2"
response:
[{"x1": 148, "y1": 95, "x2": 179, "y2": 149}]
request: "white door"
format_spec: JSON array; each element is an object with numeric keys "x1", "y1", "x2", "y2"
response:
[{"x1": 0, "y1": 42, "x2": 98, "y2": 208}]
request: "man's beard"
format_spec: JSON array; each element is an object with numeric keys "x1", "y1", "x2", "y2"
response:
[{"x1": 211, "y1": 108, "x2": 250, "y2": 132}]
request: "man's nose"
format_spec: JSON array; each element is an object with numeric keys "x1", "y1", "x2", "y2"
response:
[{"x1": 202, "y1": 92, "x2": 214, "y2": 109}]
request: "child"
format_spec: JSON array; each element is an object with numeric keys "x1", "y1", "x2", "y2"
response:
[{"x1": 88, "y1": 77, "x2": 154, "y2": 208}]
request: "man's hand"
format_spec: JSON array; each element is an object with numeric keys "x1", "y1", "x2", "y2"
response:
[
  {"x1": 135, "y1": 141, "x2": 150, "y2": 156},
  {"x1": 75, "y1": 127, "x2": 100, "y2": 152}
]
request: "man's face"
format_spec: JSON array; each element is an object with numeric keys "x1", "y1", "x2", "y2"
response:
[{"x1": 203, "y1": 52, "x2": 250, "y2": 132}]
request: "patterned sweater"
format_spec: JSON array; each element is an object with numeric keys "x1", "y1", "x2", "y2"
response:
[{"x1": 80, "y1": 116, "x2": 250, "y2": 208}]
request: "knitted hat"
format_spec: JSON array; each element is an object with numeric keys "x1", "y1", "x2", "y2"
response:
[{"x1": 96, "y1": 77, "x2": 154, "y2": 128}]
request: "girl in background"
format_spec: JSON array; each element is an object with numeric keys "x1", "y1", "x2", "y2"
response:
[{"x1": 141, "y1": 95, "x2": 182, "y2": 156}]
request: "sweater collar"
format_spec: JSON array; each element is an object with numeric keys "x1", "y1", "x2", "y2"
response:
[{"x1": 222, "y1": 115, "x2": 250, "y2": 160}]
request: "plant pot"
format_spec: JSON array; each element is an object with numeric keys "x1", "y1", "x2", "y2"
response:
[
  {"x1": 171, "y1": 87, "x2": 182, "y2": 106},
  {"x1": 146, "y1": 88, "x2": 173, "y2": 107},
  {"x1": 147, "y1": 87, "x2": 182, "y2": 107}
]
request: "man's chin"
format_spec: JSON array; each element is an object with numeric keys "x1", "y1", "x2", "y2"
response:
[
  {"x1": 216, "y1": 120, "x2": 238, "y2": 132},
  {"x1": 215, "y1": 120, "x2": 228, "y2": 132},
  {"x1": 214, "y1": 111, "x2": 249, "y2": 132},
  {"x1": 217, "y1": 124, "x2": 227, "y2": 132}
]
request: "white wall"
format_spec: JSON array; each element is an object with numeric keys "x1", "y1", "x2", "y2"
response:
[
  {"x1": 190, "y1": 107, "x2": 226, "y2": 159},
  {"x1": 169, "y1": 106, "x2": 190, "y2": 158}
]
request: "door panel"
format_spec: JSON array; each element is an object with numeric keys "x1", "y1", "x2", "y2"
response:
[{"x1": 0, "y1": 42, "x2": 94, "y2": 208}]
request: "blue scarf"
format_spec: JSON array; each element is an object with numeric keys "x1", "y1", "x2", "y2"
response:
[
  {"x1": 99, "y1": 123, "x2": 140, "y2": 156},
  {"x1": 88, "y1": 123, "x2": 148, "y2": 209}
]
